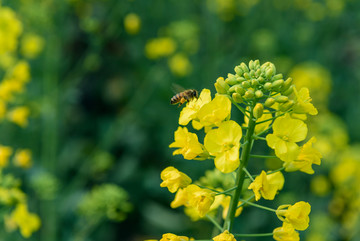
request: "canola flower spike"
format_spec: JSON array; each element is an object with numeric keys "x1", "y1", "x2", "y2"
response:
[
  {"x1": 160, "y1": 166, "x2": 192, "y2": 193},
  {"x1": 273, "y1": 222, "x2": 300, "y2": 241},
  {"x1": 169, "y1": 126, "x2": 204, "y2": 160},
  {"x1": 276, "y1": 201, "x2": 311, "y2": 231},
  {"x1": 266, "y1": 114, "x2": 307, "y2": 162},
  {"x1": 204, "y1": 120, "x2": 242, "y2": 173},
  {"x1": 248, "y1": 170, "x2": 284, "y2": 201},
  {"x1": 159, "y1": 233, "x2": 189, "y2": 241},
  {"x1": 283, "y1": 137, "x2": 322, "y2": 174}
]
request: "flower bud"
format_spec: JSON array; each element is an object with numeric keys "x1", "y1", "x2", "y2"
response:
[
  {"x1": 264, "y1": 97, "x2": 275, "y2": 107},
  {"x1": 279, "y1": 100, "x2": 295, "y2": 112},
  {"x1": 215, "y1": 77, "x2": 229, "y2": 94},
  {"x1": 235, "y1": 85, "x2": 245, "y2": 95},
  {"x1": 251, "y1": 79, "x2": 259, "y2": 86},
  {"x1": 244, "y1": 89, "x2": 254, "y2": 99},
  {"x1": 250, "y1": 70, "x2": 256, "y2": 77},
  {"x1": 236, "y1": 76, "x2": 245, "y2": 82},
  {"x1": 264, "y1": 82, "x2": 272, "y2": 90},
  {"x1": 242, "y1": 81, "x2": 250, "y2": 88},
  {"x1": 225, "y1": 74, "x2": 238, "y2": 85},
  {"x1": 272, "y1": 74, "x2": 283, "y2": 81},
  {"x1": 255, "y1": 90, "x2": 263, "y2": 98},
  {"x1": 282, "y1": 77, "x2": 293, "y2": 90},
  {"x1": 254, "y1": 59, "x2": 260, "y2": 68},
  {"x1": 257, "y1": 76, "x2": 265, "y2": 83},
  {"x1": 243, "y1": 72, "x2": 251, "y2": 80},
  {"x1": 235, "y1": 65, "x2": 243, "y2": 76},
  {"x1": 232, "y1": 93, "x2": 243, "y2": 103},
  {"x1": 249, "y1": 60, "x2": 255, "y2": 70},
  {"x1": 265, "y1": 64, "x2": 276, "y2": 79},
  {"x1": 229, "y1": 84, "x2": 241, "y2": 93},
  {"x1": 255, "y1": 69, "x2": 261, "y2": 77},
  {"x1": 275, "y1": 95, "x2": 289, "y2": 103},
  {"x1": 271, "y1": 79, "x2": 284, "y2": 89},
  {"x1": 282, "y1": 84, "x2": 294, "y2": 96},
  {"x1": 240, "y1": 62, "x2": 249, "y2": 73},
  {"x1": 253, "y1": 103, "x2": 264, "y2": 119}
]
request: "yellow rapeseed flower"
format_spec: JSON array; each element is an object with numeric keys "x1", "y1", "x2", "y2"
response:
[
  {"x1": 171, "y1": 184, "x2": 214, "y2": 217},
  {"x1": 9, "y1": 61, "x2": 31, "y2": 83},
  {"x1": 283, "y1": 137, "x2": 321, "y2": 174},
  {"x1": 168, "y1": 53, "x2": 192, "y2": 77},
  {"x1": 248, "y1": 171, "x2": 284, "y2": 201},
  {"x1": 13, "y1": 149, "x2": 32, "y2": 169},
  {"x1": 244, "y1": 109, "x2": 272, "y2": 134},
  {"x1": 292, "y1": 87, "x2": 318, "y2": 117},
  {"x1": 8, "y1": 106, "x2": 30, "y2": 127},
  {"x1": 196, "y1": 95, "x2": 231, "y2": 129},
  {"x1": 204, "y1": 121, "x2": 242, "y2": 173},
  {"x1": 273, "y1": 222, "x2": 299, "y2": 241},
  {"x1": 0, "y1": 79, "x2": 24, "y2": 101},
  {"x1": 276, "y1": 201, "x2": 311, "y2": 231},
  {"x1": 179, "y1": 88, "x2": 211, "y2": 126},
  {"x1": 160, "y1": 166, "x2": 192, "y2": 193},
  {"x1": 266, "y1": 114, "x2": 307, "y2": 162},
  {"x1": 212, "y1": 230, "x2": 236, "y2": 241},
  {"x1": 145, "y1": 37, "x2": 176, "y2": 59},
  {"x1": 169, "y1": 126, "x2": 204, "y2": 160},
  {"x1": 0, "y1": 99, "x2": 6, "y2": 118},
  {"x1": 8, "y1": 203, "x2": 41, "y2": 238},
  {"x1": 160, "y1": 233, "x2": 189, "y2": 241},
  {"x1": 0, "y1": 7, "x2": 23, "y2": 54},
  {"x1": 0, "y1": 145, "x2": 13, "y2": 168},
  {"x1": 21, "y1": 34, "x2": 45, "y2": 59},
  {"x1": 124, "y1": 13, "x2": 141, "y2": 35}
]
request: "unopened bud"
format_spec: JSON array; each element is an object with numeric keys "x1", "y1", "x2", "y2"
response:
[
  {"x1": 264, "y1": 97, "x2": 276, "y2": 107},
  {"x1": 253, "y1": 103, "x2": 264, "y2": 119},
  {"x1": 257, "y1": 76, "x2": 265, "y2": 83},
  {"x1": 244, "y1": 88, "x2": 254, "y2": 99},
  {"x1": 275, "y1": 95, "x2": 289, "y2": 103},
  {"x1": 235, "y1": 85, "x2": 245, "y2": 95},
  {"x1": 229, "y1": 84, "x2": 242, "y2": 93},
  {"x1": 240, "y1": 63, "x2": 249, "y2": 73},
  {"x1": 271, "y1": 79, "x2": 284, "y2": 89},
  {"x1": 244, "y1": 72, "x2": 251, "y2": 80},
  {"x1": 242, "y1": 81, "x2": 250, "y2": 88},
  {"x1": 255, "y1": 90, "x2": 263, "y2": 98},
  {"x1": 272, "y1": 74, "x2": 283, "y2": 81},
  {"x1": 255, "y1": 69, "x2": 261, "y2": 77},
  {"x1": 236, "y1": 77, "x2": 246, "y2": 82},
  {"x1": 235, "y1": 66, "x2": 243, "y2": 76},
  {"x1": 251, "y1": 79, "x2": 259, "y2": 86},
  {"x1": 215, "y1": 77, "x2": 229, "y2": 94},
  {"x1": 282, "y1": 77, "x2": 293, "y2": 91},
  {"x1": 232, "y1": 93, "x2": 243, "y2": 103},
  {"x1": 279, "y1": 100, "x2": 295, "y2": 112},
  {"x1": 283, "y1": 84, "x2": 294, "y2": 96},
  {"x1": 250, "y1": 70, "x2": 256, "y2": 77},
  {"x1": 249, "y1": 60, "x2": 255, "y2": 70},
  {"x1": 264, "y1": 82, "x2": 272, "y2": 90},
  {"x1": 254, "y1": 59, "x2": 260, "y2": 68},
  {"x1": 226, "y1": 74, "x2": 238, "y2": 85}
]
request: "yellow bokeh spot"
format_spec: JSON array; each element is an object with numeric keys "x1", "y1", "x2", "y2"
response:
[{"x1": 124, "y1": 13, "x2": 141, "y2": 35}]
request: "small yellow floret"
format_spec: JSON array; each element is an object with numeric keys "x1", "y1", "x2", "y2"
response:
[
  {"x1": 13, "y1": 149, "x2": 32, "y2": 169},
  {"x1": 160, "y1": 166, "x2": 192, "y2": 193},
  {"x1": 124, "y1": 13, "x2": 141, "y2": 35},
  {"x1": 8, "y1": 106, "x2": 30, "y2": 127}
]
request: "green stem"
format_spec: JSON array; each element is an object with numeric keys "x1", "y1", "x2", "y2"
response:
[
  {"x1": 223, "y1": 105, "x2": 256, "y2": 231},
  {"x1": 206, "y1": 214, "x2": 223, "y2": 232},
  {"x1": 237, "y1": 195, "x2": 255, "y2": 209},
  {"x1": 234, "y1": 233, "x2": 274, "y2": 237},
  {"x1": 197, "y1": 185, "x2": 223, "y2": 194},
  {"x1": 249, "y1": 154, "x2": 277, "y2": 159},
  {"x1": 232, "y1": 101, "x2": 250, "y2": 118},
  {"x1": 253, "y1": 135, "x2": 266, "y2": 140},
  {"x1": 242, "y1": 167, "x2": 254, "y2": 181},
  {"x1": 215, "y1": 186, "x2": 237, "y2": 196},
  {"x1": 239, "y1": 199, "x2": 277, "y2": 212},
  {"x1": 256, "y1": 111, "x2": 287, "y2": 124},
  {"x1": 265, "y1": 167, "x2": 285, "y2": 175}
]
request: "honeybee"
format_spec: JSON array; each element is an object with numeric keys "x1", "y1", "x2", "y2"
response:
[{"x1": 170, "y1": 88, "x2": 198, "y2": 106}]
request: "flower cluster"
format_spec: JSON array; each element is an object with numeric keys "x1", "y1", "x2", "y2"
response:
[{"x1": 155, "y1": 60, "x2": 321, "y2": 241}]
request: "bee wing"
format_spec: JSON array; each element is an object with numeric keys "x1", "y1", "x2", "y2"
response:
[{"x1": 171, "y1": 83, "x2": 186, "y2": 94}]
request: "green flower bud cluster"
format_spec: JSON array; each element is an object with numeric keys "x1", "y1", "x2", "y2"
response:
[{"x1": 215, "y1": 60, "x2": 296, "y2": 116}]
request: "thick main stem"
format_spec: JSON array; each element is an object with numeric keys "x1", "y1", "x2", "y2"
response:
[{"x1": 224, "y1": 106, "x2": 256, "y2": 231}]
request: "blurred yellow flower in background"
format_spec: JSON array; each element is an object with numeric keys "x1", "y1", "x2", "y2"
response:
[
  {"x1": 124, "y1": 13, "x2": 141, "y2": 35},
  {"x1": 0, "y1": 7, "x2": 23, "y2": 54},
  {"x1": 0, "y1": 145, "x2": 13, "y2": 168},
  {"x1": 13, "y1": 149, "x2": 32, "y2": 169},
  {"x1": 168, "y1": 53, "x2": 192, "y2": 77},
  {"x1": 145, "y1": 37, "x2": 176, "y2": 59},
  {"x1": 8, "y1": 106, "x2": 30, "y2": 127},
  {"x1": 21, "y1": 34, "x2": 45, "y2": 59}
]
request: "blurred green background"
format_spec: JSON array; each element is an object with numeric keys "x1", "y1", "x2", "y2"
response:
[{"x1": 0, "y1": 0, "x2": 360, "y2": 240}]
